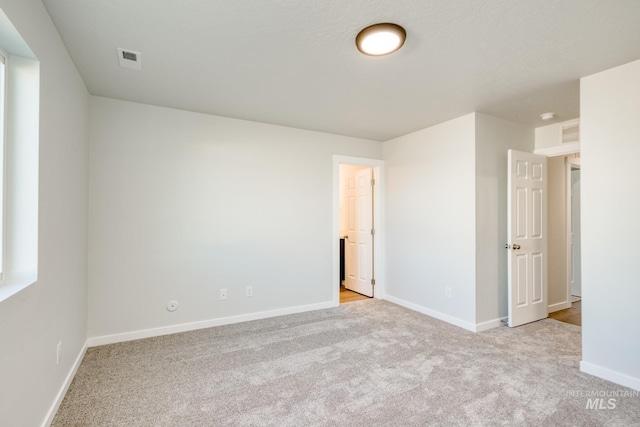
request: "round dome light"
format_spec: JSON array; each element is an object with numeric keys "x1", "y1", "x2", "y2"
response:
[{"x1": 356, "y1": 23, "x2": 406, "y2": 56}]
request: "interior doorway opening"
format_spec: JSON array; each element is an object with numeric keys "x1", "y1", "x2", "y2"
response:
[
  {"x1": 569, "y1": 164, "x2": 581, "y2": 303},
  {"x1": 339, "y1": 165, "x2": 373, "y2": 303},
  {"x1": 341, "y1": 165, "x2": 373, "y2": 297},
  {"x1": 547, "y1": 152, "x2": 582, "y2": 326},
  {"x1": 332, "y1": 156, "x2": 384, "y2": 306}
]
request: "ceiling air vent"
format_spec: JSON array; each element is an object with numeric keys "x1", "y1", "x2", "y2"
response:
[{"x1": 117, "y1": 48, "x2": 142, "y2": 71}]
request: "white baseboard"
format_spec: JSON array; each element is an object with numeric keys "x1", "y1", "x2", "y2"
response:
[
  {"x1": 384, "y1": 295, "x2": 504, "y2": 332},
  {"x1": 384, "y1": 295, "x2": 475, "y2": 332},
  {"x1": 580, "y1": 361, "x2": 640, "y2": 392},
  {"x1": 475, "y1": 317, "x2": 507, "y2": 332},
  {"x1": 42, "y1": 342, "x2": 88, "y2": 427},
  {"x1": 548, "y1": 301, "x2": 571, "y2": 313},
  {"x1": 87, "y1": 301, "x2": 337, "y2": 347}
]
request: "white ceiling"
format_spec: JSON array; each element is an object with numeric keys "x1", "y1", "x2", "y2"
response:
[{"x1": 42, "y1": 0, "x2": 640, "y2": 141}]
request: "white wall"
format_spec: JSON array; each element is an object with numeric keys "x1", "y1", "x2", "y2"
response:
[
  {"x1": 384, "y1": 114, "x2": 477, "y2": 325},
  {"x1": 580, "y1": 59, "x2": 640, "y2": 390},
  {"x1": 384, "y1": 113, "x2": 532, "y2": 329},
  {"x1": 88, "y1": 97, "x2": 382, "y2": 339},
  {"x1": 475, "y1": 114, "x2": 533, "y2": 324},
  {"x1": 0, "y1": 0, "x2": 89, "y2": 426}
]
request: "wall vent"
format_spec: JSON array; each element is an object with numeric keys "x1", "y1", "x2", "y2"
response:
[
  {"x1": 561, "y1": 120, "x2": 580, "y2": 144},
  {"x1": 117, "y1": 48, "x2": 142, "y2": 71}
]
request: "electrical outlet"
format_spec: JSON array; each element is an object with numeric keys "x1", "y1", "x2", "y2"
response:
[
  {"x1": 56, "y1": 341, "x2": 62, "y2": 365},
  {"x1": 246, "y1": 286, "x2": 253, "y2": 297},
  {"x1": 445, "y1": 287, "x2": 452, "y2": 298},
  {"x1": 219, "y1": 289, "x2": 227, "y2": 300}
]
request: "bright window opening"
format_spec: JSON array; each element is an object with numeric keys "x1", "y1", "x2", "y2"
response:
[
  {"x1": 0, "y1": 8, "x2": 40, "y2": 301},
  {"x1": 0, "y1": 51, "x2": 6, "y2": 280}
]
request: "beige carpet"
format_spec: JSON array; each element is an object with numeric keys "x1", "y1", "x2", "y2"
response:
[{"x1": 53, "y1": 300, "x2": 640, "y2": 426}]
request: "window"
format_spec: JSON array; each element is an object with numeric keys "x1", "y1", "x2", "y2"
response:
[
  {"x1": 0, "y1": 9, "x2": 40, "y2": 300},
  {"x1": 0, "y1": 50, "x2": 6, "y2": 280}
]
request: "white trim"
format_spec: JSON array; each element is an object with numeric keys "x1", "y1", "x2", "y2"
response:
[
  {"x1": 87, "y1": 301, "x2": 336, "y2": 347},
  {"x1": 475, "y1": 317, "x2": 506, "y2": 332},
  {"x1": 384, "y1": 295, "x2": 477, "y2": 332},
  {"x1": 580, "y1": 361, "x2": 640, "y2": 392},
  {"x1": 566, "y1": 157, "x2": 581, "y2": 307},
  {"x1": 42, "y1": 342, "x2": 88, "y2": 427},
  {"x1": 332, "y1": 155, "x2": 385, "y2": 305},
  {"x1": 534, "y1": 142, "x2": 580, "y2": 157},
  {"x1": 385, "y1": 295, "x2": 504, "y2": 332},
  {"x1": 548, "y1": 300, "x2": 571, "y2": 313},
  {"x1": 565, "y1": 157, "x2": 572, "y2": 311},
  {"x1": 0, "y1": 278, "x2": 36, "y2": 302}
]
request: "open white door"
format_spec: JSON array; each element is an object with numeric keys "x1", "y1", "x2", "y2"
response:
[
  {"x1": 507, "y1": 150, "x2": 548, "y2": 327},
  {"x1": 345, "y1": 169, "x2": 357, "y2": 291},
  {"x1": 345, "y1": 168, "x2": 374, "y2": 297}
]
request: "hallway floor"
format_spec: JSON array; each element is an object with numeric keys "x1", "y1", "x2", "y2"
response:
[
  {"x1": 549, "y1": 300, "x2": 581, "y2": 326},
  {"x1": 339, "y1": 285, "x2": 370, "y2": 303}
]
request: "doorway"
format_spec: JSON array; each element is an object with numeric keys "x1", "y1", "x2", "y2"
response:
[
  {"x1": 546, "y1": 153, "x2": 581, "y2": 326},
  {"x1": 569, "y1": 165, "x2": 581, "y2": 301},
  {"x1": 332, "y1": 156, "x2": 384, "y2": 305},
  {"x1": 341, "y1": 165, "x2": 374, "y2": 298}
]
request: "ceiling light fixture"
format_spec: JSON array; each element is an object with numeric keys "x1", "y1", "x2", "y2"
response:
[
  {"x1": 356, "y1": 23, "x2": 406, "y2": 56},
  {"x1": 540, "y1": 112, "x2": 556, "y2": 121}
]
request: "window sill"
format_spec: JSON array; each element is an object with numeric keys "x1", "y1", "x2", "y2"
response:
[{"x1": 0, "y1": 278, "x2": 37, "y2": 303}]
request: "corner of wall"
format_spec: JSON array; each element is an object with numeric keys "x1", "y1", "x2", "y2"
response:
[
  {"x1": 473, "y1": 114, "x2": 534, "y2": 325},
  {"x1": 0, "y1": 2, "x2": 90, "y2": 426},
  {"x1": 383, "y1": 113, "x2": 477, "y2": 325},
  {"x1": 580, "y1": 58, "x2": 640, "y2": 389}
]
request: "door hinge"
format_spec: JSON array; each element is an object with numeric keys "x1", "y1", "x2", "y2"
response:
[
  {"x1": 371, "y1": 178, "x2": 375, "y2": 186},
  {"x1": 371, "y1": 279, "x2": 376, "y2": 285},
  {"x1": 371, "y1": 228, "x2": 375, "y2": 236}
]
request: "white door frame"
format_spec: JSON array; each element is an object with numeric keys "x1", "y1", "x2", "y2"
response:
[
  {"x1": 333, "y1": 155, "x2": 384, "y2": 305},
  {"x1": 565, "y1": 155, "x2": 581, "y2": 307}
]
